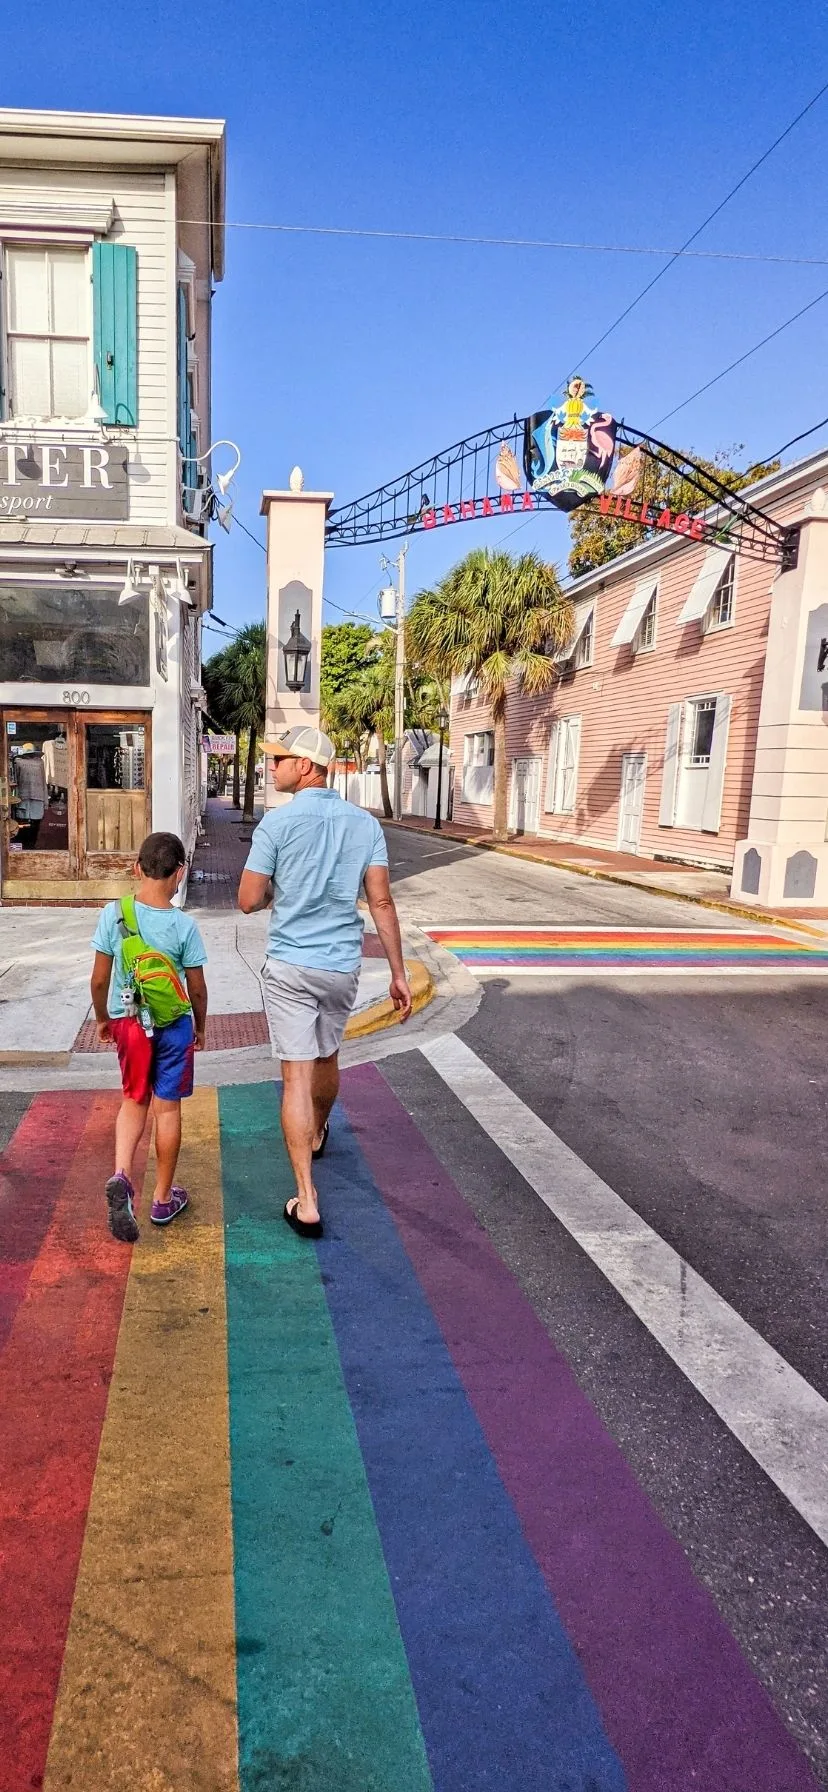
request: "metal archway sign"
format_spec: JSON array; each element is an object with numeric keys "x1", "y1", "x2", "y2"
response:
[{"x1": 325, "y1": 380, "x2": 799, "y2": 569}]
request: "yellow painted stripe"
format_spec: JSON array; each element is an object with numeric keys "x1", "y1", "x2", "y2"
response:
[{"x1": 44, "y1": 1088, "x2": 239, "y2": 1792}]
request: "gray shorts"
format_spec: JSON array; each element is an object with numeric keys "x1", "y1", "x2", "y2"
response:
[{"x1": 261, "y1": 957, "x2": 361, "y2": 1061}]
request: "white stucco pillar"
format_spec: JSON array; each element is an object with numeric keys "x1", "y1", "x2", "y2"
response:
[
  {"x1": 732, "y1": 490, "x2": 828, "y2": 906},
  {"x1": 261, "y1": 474, "x2": 333, "y2": 810}
]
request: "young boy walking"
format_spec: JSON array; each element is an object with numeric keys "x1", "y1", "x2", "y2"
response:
[{"x1": 90, "y1": 831, "x2": 208, "y2": 1243}]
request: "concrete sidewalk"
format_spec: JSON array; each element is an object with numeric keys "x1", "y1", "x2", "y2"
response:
[{"x1": 0, "y1": 797, "x2": 434, "y2": 1065}]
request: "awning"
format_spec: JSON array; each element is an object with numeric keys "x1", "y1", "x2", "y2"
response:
[
  {"x1": 677, "y1": 547, "x2": 732, "y2": 625},
  {"x1": 556, "y1": 601, "x2": 594, "y2": 663},
  {"x1": 418, "y1": 741, "x2": 454, "y2": 769},
  {"x1": 611, "y1": 576, "x2": 658, "y2": 648},
  {"x1": 0, "y1": 521, "x2": 209, "y2": 552}
]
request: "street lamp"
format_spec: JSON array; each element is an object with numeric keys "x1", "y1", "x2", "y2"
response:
[
  {"x1": 283, "y1": 610, "x2": 312, "y2": 692},
  {"x1": 434, "y1": 703, "x2": 449, "y2": 832}
]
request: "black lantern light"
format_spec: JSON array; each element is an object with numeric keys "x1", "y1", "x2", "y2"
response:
[{"x1": 283, "y1": 609, "x2": 312, "y2": 692}]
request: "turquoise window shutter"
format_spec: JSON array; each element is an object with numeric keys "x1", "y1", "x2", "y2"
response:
[
  {"x1": 178, "y1": 286, "x2": 195, "y2": 511},
  {"x1": 92, "y1": 242, "x2": 138, "y2": 426}
]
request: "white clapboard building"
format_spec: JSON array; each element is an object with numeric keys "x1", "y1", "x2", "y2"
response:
[{"x1": 0, "y1": 108, "x2": 226, "y2": 901}]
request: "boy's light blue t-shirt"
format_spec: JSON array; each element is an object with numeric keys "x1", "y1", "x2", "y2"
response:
[
  {"x1": 244, "y1": 788, "x2": 388, "y2": 973},
  {"x1": 92, "y1": 901, "x2": 208, "y2": 1017}
]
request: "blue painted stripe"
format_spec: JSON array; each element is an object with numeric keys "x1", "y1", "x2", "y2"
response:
[{"x1": 317, "y1": 1104, "x2": 627, "y2": 1792}]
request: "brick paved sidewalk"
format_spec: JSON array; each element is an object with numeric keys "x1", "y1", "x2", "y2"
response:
[{"x1": 187, "y1": 794, "x2": 264, "y2": 912}]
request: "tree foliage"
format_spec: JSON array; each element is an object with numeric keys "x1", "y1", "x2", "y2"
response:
[
  {"x1": 204, "y1": 622, "x2": 266, "y2": 820},
  {"x1": 407, "y1": 548, "x2": 571, "y2": 840},
  {"x1": 568, "y1": 447, "x2": 781, "y2": 578}
]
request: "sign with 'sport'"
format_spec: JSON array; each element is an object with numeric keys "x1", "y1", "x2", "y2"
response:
[{"x1": 0, "y1": 442, "x2": 129, "y2": 520}]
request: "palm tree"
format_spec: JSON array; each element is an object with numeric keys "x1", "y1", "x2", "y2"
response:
[
  {"x1": 408, "y1": 548, "x2": 571, "y2": 841},
  {"x1": 217, "y1": 622, "x2": 266, "y2": 822}
]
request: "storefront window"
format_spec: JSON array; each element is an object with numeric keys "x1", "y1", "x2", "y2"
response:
[
  {"x1": 0, "y1": 584, "x2": 150, "y2": 684},
  {"x1": 7, "y1": 721, "x2": 69, "y2": 852},
  {"x1": 85, "y1": 724, "x2": 147, "y2": 855}
]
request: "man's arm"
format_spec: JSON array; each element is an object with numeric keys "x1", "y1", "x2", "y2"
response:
[
  {"x1": 363, "y1": 865, "x2": 412, "y2": 1021},
  {"x1": 90, "y1": 950, "x2": 114, "y2": 1043},
  {"x1": 185, "y1": 966, "x2": 208, "y2": 1050},
  {"x1": 237, "y1": 870, "x2": 273, "y2": 914}
]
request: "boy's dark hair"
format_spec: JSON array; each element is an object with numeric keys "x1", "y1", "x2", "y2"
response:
[{"x1": 138, "y1": 832, "x2": 187, "y2": 881}]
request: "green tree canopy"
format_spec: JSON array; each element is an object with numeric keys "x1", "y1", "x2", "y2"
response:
[
  {"x1": 407, "y1": 547, "x2": 571, "y2": 840},
  {"x1": 568, "y1": 446, "x2": 781, "y2": 578},
  {"x1": 211, "y1": 622, "x2": 266, "y2": 820}
]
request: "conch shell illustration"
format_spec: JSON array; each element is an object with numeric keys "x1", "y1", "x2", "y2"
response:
[
  {"x1": 495, "y1": 443, "x2": 523, "y2": 492},
  {"x1": 609, "y1": 446, "x2": 643, "y2": 498}
]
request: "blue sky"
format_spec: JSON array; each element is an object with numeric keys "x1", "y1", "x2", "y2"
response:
[{"x1": 4, "y1": 0, "x2": 828, "y2": 640}]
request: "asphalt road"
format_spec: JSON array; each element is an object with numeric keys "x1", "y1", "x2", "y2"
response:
[{"x1": 384, "y1": 824, "x2": 828, "y2": 1788}]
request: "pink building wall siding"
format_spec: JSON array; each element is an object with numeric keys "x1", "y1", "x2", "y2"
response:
[{"x1": 450, "y1": 482, "x2": 809, "y2": 868}]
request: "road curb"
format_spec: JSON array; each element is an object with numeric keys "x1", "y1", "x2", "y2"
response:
[
  {"x1": 344, "y1": 958, "x2": 433, "y2": 1040},
  {"x1": 382, "y1": 819, "x2": 828, "y2": 940}
]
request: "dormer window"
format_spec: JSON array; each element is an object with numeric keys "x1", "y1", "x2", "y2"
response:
[{"x1": 3, "y1": 246, "x2": 90, "y2": 420}]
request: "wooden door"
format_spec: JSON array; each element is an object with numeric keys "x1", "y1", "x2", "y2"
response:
[
  {"x1": 618, "y1": 752, "x2": 646, "y2": 853},
  {"x1": 79, "y1": 713, "x2": 151, "y2": 880}
]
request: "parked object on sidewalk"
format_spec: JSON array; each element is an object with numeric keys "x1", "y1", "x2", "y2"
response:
[
  {"x1": 90, "y1": 832, "x2": 208, "y2": 1240},
  {"x1": 237, "y1": 726, "x2": 413, "y2": 1233}
]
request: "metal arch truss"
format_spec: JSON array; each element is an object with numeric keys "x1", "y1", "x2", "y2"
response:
[{"x1": 325, "y1": 419, "x2": 799, "y2": 568}]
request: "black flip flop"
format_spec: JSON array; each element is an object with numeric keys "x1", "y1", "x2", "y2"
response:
[
  {"x1": 312, "y1": 1121, "x2": 329, "y2": 1162},
  {"x1": 284, "y1": 1198, "x2": 323, "y2": 1240}
]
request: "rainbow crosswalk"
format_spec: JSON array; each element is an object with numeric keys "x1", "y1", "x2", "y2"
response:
[
  {"x1": 425, "y1": 925, "x2": 828, "y2": 975},
  {"x1": 0, "y1": 1076, "x2": 821, "y2": 1790}
]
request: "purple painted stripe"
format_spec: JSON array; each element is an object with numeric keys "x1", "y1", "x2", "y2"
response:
[{"x1": 339, "y1": 1064, "x2": 820, "y2": 1792}]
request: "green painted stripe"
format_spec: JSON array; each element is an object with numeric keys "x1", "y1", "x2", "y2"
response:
[{"x1": 218, "y1": 1083, "x2": 432, "y2": 1792}]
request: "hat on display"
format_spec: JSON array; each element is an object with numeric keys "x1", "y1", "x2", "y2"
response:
[{"x1": 262, "y1": 725, "x2": 335, "y2": 769}]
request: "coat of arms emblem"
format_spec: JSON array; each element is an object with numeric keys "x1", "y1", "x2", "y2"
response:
[{"x1": 523, "y1": 377, "x2": 617, "y2": 511}]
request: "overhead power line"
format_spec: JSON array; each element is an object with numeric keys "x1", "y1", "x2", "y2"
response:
[
  {"x1": 652, "y1": 284, "x2": 828, "y2": 426},
  {"x1": 751, "y1": 414, "x2": 828, "y2": 467},
  {"x1": 561, "y1": 76, "x2": 828, "y2": 377}
]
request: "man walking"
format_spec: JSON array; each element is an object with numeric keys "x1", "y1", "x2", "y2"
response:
[{"x1": 237, "y1": 726, "x2": 412, "y2": 1238}]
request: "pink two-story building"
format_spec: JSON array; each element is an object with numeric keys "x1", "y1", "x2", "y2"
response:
[{"x1": 450, "y1": 449, "x2": 828, "y2": 908}]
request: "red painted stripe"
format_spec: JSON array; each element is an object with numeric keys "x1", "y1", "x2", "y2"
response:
[
  {"x1": 0, "y1": 1094, "x2": 142, "y2": 1792},
  {"x1": 0, "y1": 1093, "x2": 95, "y2": 1354}
]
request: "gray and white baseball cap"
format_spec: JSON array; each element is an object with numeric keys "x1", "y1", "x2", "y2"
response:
[{"x1": 262, "y1": 725, "x2": 335, "y2": 769}]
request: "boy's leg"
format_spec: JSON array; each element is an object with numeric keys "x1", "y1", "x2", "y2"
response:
[
  {"x1": 107, "y1": 1020, "x2": 153, "y2": 1244},
  {"x1": 151, "y1": 1097, "x2": 182, "y2": 1204},
  {"x1": 115, "y1": 1098, "x2": 151, "y2": 1182}
]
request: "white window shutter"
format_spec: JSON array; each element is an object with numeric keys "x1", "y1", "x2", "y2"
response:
[
  {"x1": 611, "y1": 577, "x2": 657, "y2": 648},
  {"x1": 545, "y1": 722, "x2": 559, "y2": 812},
  {"x1": 562, "y1": 718, "x2": 581, "y2": 813},
  {"x1": 701, "y1": 694, "x2": 732, "y2": 833},
  {"x1": 677, "y1": 549, "x2": 732, "y2": 625},
  {"x1": 659, "y1": 703, "x2": 682, "y2": 826}
]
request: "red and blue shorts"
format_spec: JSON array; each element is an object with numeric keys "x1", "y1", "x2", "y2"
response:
[{"x1": 110, "y1": 1013, "x2": 196, "y2": 1105}]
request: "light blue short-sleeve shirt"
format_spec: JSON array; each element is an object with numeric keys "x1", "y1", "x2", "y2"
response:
[
  {"x1": 92, "y1": 901, "x2": 207, "y2": 1018},
  {"x1": 244, "y1": 789, "x2": 388, "y2": 972}
]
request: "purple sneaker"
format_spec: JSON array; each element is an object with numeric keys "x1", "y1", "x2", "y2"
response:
[
  {"x1": 106, "y1": 1172, "x2": 139, "y2": 1244},
  {"x1": 150, "y1": 1185, "x2": 189, "y2": 1226}
]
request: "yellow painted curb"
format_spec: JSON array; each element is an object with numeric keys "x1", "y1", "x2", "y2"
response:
[{"x1": 344, "y1": 958, "x2": 433, "y2": 1040}]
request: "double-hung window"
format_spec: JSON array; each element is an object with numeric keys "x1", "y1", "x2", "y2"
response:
[
  {"x1": 3, "y1": 246, "x2": 90, "y2": 420},
  {"x1": 462, "y1": 730, "x2": 494, "y2": 803},
  {"x1": 636, "y1": 593, "x2": 657, "y2": 651},
  {"x1": 704, "y1": 555, "x2": 735, "y2": 631}
]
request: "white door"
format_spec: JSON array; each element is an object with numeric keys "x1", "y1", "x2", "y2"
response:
[
  {"x1": 510, "y1": 757, "x2": 542, "y2": 834},
  {"x1": 618, "y1": 752, "x2": 646, "y2": 853}
]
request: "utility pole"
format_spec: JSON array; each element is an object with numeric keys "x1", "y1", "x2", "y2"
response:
[{"x1": 379, "y1": 542, "x2": 408, "y2": 822}]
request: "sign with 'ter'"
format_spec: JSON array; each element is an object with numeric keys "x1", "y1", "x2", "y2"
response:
[{"x1": 0, "y1": 442, "x2": 129, "y2": 520}]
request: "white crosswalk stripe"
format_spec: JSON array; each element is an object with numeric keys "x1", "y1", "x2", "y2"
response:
[{"x1": 421, "y1": 1032, "x2": 828, "y2": 1551}]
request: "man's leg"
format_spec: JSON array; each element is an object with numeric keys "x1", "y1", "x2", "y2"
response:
[
  {"x1": 151, "y1": 1097, "x2": 183, "y2": 1205},
  {"x1": 280, "y1": 1059, "x2": 320, "y2": 1223},
  {"x1": 311, "y1": 1052, "x2": 339, "y2": 1151}
]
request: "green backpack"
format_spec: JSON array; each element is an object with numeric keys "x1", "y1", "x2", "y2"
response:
[{"x1": 117, "y1": 895, "x2": 192, "y2": 1030}]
